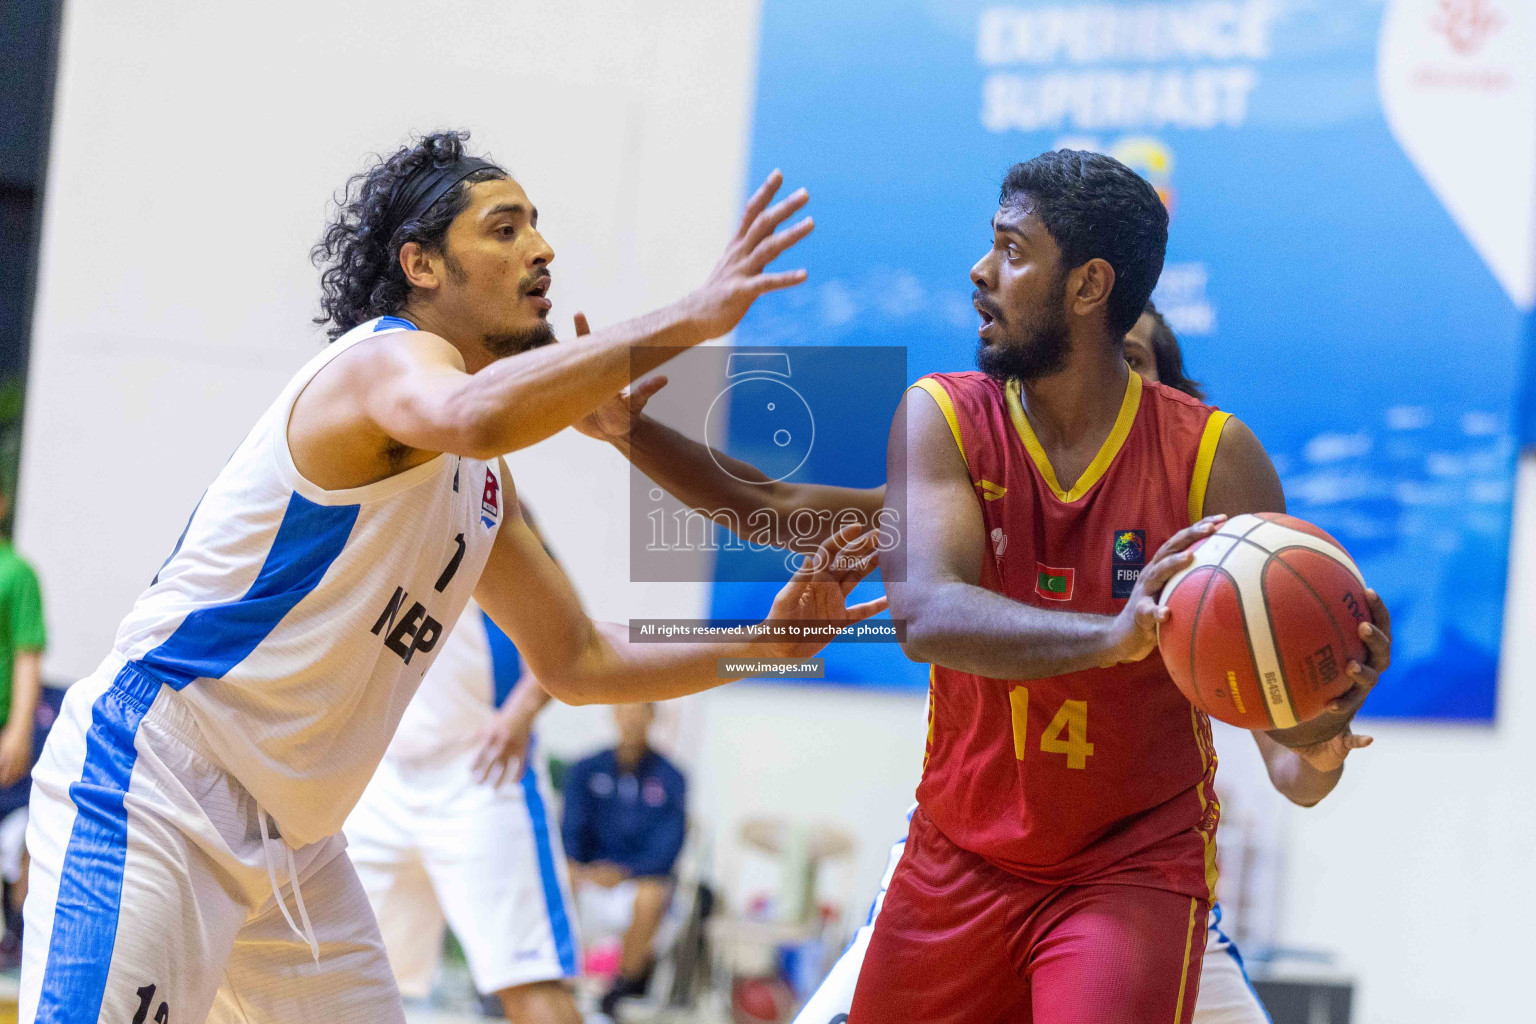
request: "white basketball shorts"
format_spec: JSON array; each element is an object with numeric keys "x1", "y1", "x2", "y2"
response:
[
  {"x1": 344, "y1": 740, "x2": 580, "y2": 998},
  {"x1": 20, "y1": 656, "x2": 403, "y2": 1024}
]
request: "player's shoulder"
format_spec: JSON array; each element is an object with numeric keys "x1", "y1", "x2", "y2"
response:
[
  {"x1": 1140, "y1": 375, "x2": 1215, "y2": 415},
  {"x1": 907, "y1": 371, "x2": 1004, "y2": 426},
  {"x1": 1139, "y1": 376, "x2": 1227, "y2": 441},
  {"x1": 912, "y1": 370, "x2": 998, "y2": 397},
  {"x1": 333, "y1": 317, "x2": 466, "y2": 377},
  {"x1": 376, "y1": 326, "x2": 466, "y2": 373},
  {"x1": 918, "y1": 370, "x2": 989, "y2": 385}
]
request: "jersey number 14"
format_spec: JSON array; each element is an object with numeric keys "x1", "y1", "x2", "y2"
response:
[{"x1": 1009, "y1": 687, "x2": 1094, "y2": 770}]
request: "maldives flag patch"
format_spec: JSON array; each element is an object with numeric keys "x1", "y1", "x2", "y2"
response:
[{"x1": 1035, "y1": 563, "x2": 1075, "y2": 602}]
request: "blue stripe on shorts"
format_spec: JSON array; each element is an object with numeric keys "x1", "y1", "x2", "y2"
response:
[{"x1": 35, "y1": 665, "x2": 162, "y2": 1024}]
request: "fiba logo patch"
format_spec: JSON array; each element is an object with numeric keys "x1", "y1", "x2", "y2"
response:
[{"x1": 1111, "y1": 529, "x2": 1145, "y2": 599}]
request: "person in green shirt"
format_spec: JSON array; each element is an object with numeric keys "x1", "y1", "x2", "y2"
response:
[{"x1": 0, "y1": 495, "x2": 45, "y2": 788}]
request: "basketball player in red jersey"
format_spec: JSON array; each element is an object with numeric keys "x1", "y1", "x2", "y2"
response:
[
  {"x1": 570, "y1": 150, "x2": 1390, "y2": 1020},
  {"x1": 839, "y1": 150, "x2": 1393, "y2": 1024},
  {"x1": 574, "y1": 297, "x2": 1378, "y2": 1024}
]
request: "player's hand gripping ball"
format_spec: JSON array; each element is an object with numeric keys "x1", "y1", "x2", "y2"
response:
[{"x1": 1156, "y1": 513, "x2": 1372, "y2": 730}]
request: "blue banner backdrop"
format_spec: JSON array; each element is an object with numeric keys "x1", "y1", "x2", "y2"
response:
[{"x1": 709, "y1": 0, "x2": 1535, "y2": 720}]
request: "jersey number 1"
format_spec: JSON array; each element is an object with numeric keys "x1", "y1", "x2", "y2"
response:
[{"x1": 1009, "y1": 687, "x2": 1094, "y2": 769}]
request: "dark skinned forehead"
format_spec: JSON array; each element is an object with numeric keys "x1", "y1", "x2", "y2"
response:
[{"x1": 991, "y1": 206, "x2": 1042, "y2": 243}]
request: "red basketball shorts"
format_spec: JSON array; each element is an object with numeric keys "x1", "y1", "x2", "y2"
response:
[{"x1": 848, "y1": 808, "x2": 1208, "y2": 1024}]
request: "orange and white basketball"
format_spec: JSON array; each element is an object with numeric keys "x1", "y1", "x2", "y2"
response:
[{"x1": 1156, "y1": 513, "x2": 1372, "y2": 730}]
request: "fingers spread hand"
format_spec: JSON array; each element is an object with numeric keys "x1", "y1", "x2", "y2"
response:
[
  {"x1": 830, "y1": 531, "x2": 880, "y2": 586},
  {"x1": 800, "y1": 522, "x2": 866, "y2": 578},
  {"x1": 751, "y1": 268, "x2": 810, "y2": 295},
  {"x1": 634, "y1": 375, "x2": 668, "y2": 398},
  {"x1": 736, "y1": 170, "x2": 784, "y2": 237},
  {"x1": 629, "y1": 375, "x2": 669, "y2": 412},
  {"x1": 745, "y1": 188, "x2": 810, "y2": 249},
  {"x1": 750, "y1": 216, "x2": 815, "y2": 271},
  {"x1": 847, "y1": 596, "x2": 889, "y2": 621}
]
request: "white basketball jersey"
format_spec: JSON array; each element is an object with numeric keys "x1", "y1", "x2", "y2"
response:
[
  {"x1": 386, "y1": 599, "x2": 525, "y2": 763},
  {"x1": 112, "y1": 316, "x2": 504, "y2": 845}
]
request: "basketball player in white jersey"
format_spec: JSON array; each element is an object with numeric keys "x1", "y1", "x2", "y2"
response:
[
  {"x1": 572, "y1": 302, "x2": 1389, "y2": 1024},
  {"x1": 344, "y1": 504, "x2": 585, "y2": 1024},
  {"x1": 20, "y1": 130, "x2": 884, "y2": 1024}
]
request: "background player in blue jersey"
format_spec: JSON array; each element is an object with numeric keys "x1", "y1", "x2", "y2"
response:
[{"x1": 562, "y1": 702, "x2": 689, "y2": 1020}]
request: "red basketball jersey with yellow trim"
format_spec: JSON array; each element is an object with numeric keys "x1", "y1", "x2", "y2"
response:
[{"x1": 912, "y1": 369, "x2": 1228, "y2": 900}]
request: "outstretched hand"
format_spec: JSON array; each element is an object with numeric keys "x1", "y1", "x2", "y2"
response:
[
  {"x1": 570, "y1": 312, "x2": 670, "y2": 443},
  {"x1": 765, "y1": 524, "x2": 888, "y2": 660},
  {"x1": 683, "y1": 170, "x2": 813, "y2": 339}
]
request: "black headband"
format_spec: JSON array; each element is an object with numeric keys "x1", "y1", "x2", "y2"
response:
[{"x1": 383, "y1": 156, "x2": 500, "y2": 243}]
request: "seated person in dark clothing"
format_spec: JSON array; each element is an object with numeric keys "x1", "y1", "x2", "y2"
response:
[{"x1": 561, "y1": 703, "x2": 686, "y2": 1017}]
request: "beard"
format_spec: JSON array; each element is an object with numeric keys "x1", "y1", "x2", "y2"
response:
[
  {"x1": 483, "y1": 319, "x2": 556, "y2": 358},
  {"x1": 482, "y1": 267, "x2": 557, "y2": 357},
  {"x1": 975, "y1": 275, "x2": 1071, "y2": 384}
]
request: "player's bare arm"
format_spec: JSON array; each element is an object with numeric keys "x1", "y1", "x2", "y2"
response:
[
  {"x1": 0, "y1": 648, "x2": 41, "y2": 787},
  {"x1": 289, "y1": 171, "x2": 814, "y2": 490},
  {"x1": 596, "y1": 406, "x2": 882, "y2": 552},
  {"x1": 885, "y1": 386, "x2": 1217, "y2": 679},
  {"x1": 571, "y1": 316, "x2": 885, "y2": 552},
  {"x1": 1199, "y1": 417, "x2": 1393, "y2": 749},
  {"x1": 475, "y1": 462, "x2": 885, "y2": 705}
]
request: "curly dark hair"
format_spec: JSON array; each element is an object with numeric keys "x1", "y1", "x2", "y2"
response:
[
  {"x1": 312, "y1": 130, "x2": 507, "y2": 340},
  {"x1": 1140, "y1": 300, "x2": 1206, "y2": 401},
  {"x1": 999, "y1": 150, "x2": 1168, "y2": 338}
]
